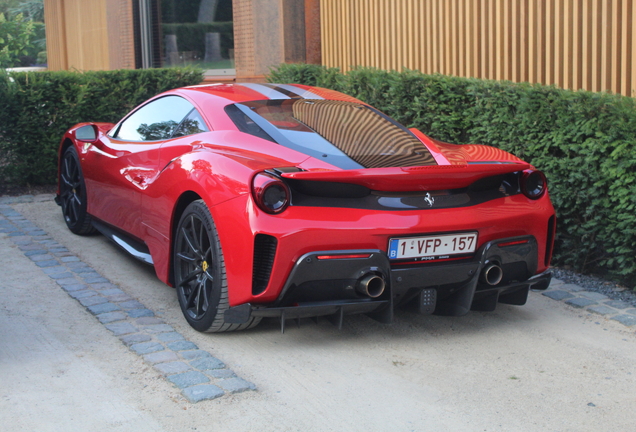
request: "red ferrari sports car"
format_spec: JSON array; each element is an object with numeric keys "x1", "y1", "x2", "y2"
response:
[{"x1": 56, "y1": 83, "x2": 555, "y2": 332}]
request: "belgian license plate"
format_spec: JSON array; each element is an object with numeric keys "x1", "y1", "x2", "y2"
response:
[{"x1": 388, "y1": 232, "x2": 478, "y2": 261}]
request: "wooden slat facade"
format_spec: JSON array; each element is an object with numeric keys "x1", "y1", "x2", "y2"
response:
[
  {"x1": 44, "y1": 0, "x2": 135, "y2": 71},
  {"x1": 320, "y1": 0, "x2": 636, "y2": 97}
]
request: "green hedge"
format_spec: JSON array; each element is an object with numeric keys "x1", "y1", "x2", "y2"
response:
[
  {"x1": 0, "y1": 67, "x2": 203, "y2": 186},
  {"x1": 269, "y1": 64, "x2": 636, "y2": 286}
]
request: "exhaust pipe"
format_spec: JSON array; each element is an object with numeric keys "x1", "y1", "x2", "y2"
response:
[
  {"x1": 356, "y1": 274, "x2": 385, "y2": 298},
  {"x1": 480, "y1": 264, "x2": 503, "y2": 286}
]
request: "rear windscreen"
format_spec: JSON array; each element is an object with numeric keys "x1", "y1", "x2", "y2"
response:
[{"x1": 225, "y1": 99, "x2": 437, "y2": 170}]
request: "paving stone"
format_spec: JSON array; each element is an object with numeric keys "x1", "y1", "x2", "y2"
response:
[
  {"x1": 67, "y1": 290, "x2": 96, "y2": 300},
  {"x1": 90, "y1": 282, "x2": 120, "y2": 291},
  {"x1": 107, "y1": 293, "x2": 134, "y2": 303},
  {"x1": 29, "y1": 254, "x2": 55, "y2": 262},
  {"x1": 41, "y1": 265, "x2": 67, "y2": 274},
  {"x1": 587, "y1": 305, "x2": 617, "y2": 316},
  {"x1": 154, "y1": 361, "x2": 192, "y2": 375},
  {"x1": 136, "y1": 317, "x2": 165, "y2": 326},
  {"x1": 118, "y1": 300, "x2": 145, "y2": 310},
  {"x1": 60, "y1": 256, "x2": 80, "y2": 262},
  {"x1": 627, "y1": 309, "x2": 636, "y2": 316},
  {"x1": 88, "y1": 302, "x2": 120, "y2": 315},
  {"x1": 167, "y1": 371, "x2": 209, "y2": 389},
  {"x1": 49, "y1": 247, "x2": 69, "y2": 253},
  {"x1": 182, "y1": 385, "x2": 225, "y2": 403},
  {"x1": 131, "y1": 342, "x2": 165, "y2": 355},
  {"x1": 35, "y1": 260, "x2": 59, "y2": 268},
  {"x1": 217, "y1": 377, "x2": 256, "y2": 394},
  {"x1": 48, "y1": 271, "x2": 75, "y2": 280},
  {"x1": 99, "y1": 288, "x2": 126, "y2": 297},
  {"x1": 190, "y1": 357, "x2": 225, "y2": 371},
  {"x1": 579, "y1": 291, "x2": 608, "y2": 301},
  {"x1": 79, "y1": 296, "x2": 108, "y2": 307},
  {"x1": 97, "y1": 311, "x2": 128, "y2": 324},
  {"x1": 56, "y1": 277, "x2": 81, "y2": 286},
  {"x1": 168, "y1": 341, "x2": 198, "y2": 351},
  {"x1": 603, "y1": 300, "x2": 630, "y2": 309},
  {"x1": 127, "y1": 309, "x2": 155, "y2": 318},
  {"x1": 83, "y1": 276, "x2": 109, "y2": 284},
  {"x1": 105, "y1": 322, "x2": 138, "y2": 336},
  {"x1": 72, "y1": 267, "x2": 97, "y2": 274},
  {"x1": 542, "y1": 290, "x2": 575, "y2": 301},
  {"x1": 143, "y1": 351, "x2": 179, "y2": 364},
  {"x1": 560, "y1": 283, "x2": 585, "y2": 292},
  {"x1": 143, "y1": 324, "x2": 175, "y2": 334},
  {"x1": 180, "y1": 350, "x2": 212, "y2": 360},
  {"x1": 157, "y1": 332, "x2": 185, "y2": 343},
  {"x1": 120, "y1": 333, "x2": 152, "y2": 346},
  {"x1": 565, "y1": 297, "x2": 597, "y2": 308},
  {"x1": 611, "y1": 315, "x2": 636, "y2": 327},
  {"x1": 207, "y1": 369, "x2": 237, "y2": 379},
  {"x1": 59, "y1": 283, "x2": 88, "y2": 292}
]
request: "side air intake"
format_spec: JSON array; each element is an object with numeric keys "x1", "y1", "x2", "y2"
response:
[{"x1": 252, "y1": 234, "x2": 278, "y2": 295}]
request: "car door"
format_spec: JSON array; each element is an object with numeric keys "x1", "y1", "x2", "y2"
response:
[{"x1": 83, "y1": 95, "x2": 195, "y2": 239}]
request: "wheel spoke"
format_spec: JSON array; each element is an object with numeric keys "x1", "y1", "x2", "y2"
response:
[
  {"x1": 181, "y1": 226, "x2": 200, "y2": 256},
  {"x1": 176, "y1": 252, "x2": 196, "y2": 263},
  {"x1": 61, "y1": 173, "x2": 73, "y2": 188},
  {"x1": 186, "y1": 283, "x2": 198, "y2": 309},
  {"x1": 179, "y1": 269, "x2": 201, "y2": 287}
]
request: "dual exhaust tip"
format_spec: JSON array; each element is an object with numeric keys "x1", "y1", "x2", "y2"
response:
[
  {"x1": 356, "y1": 264, "x2": 503, "y2": 298},
  {"x1": 356, "y1": 273, "x2": 386, "y2": 298},
  {"x1": 480, "y1": 263, "x2": 504, "y2": 286}
]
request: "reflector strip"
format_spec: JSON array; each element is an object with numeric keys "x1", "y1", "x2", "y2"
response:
[
  {"x1": 498, "y1": 240, "x2": 529, "y2": 248},
  {"x1": 316, "y1": 254, "x2": 372, "y2": 260}
]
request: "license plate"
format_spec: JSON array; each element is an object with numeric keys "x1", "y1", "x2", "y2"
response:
[{"x1": 388, "y1": 232, "x2": 478, "y2": 261}]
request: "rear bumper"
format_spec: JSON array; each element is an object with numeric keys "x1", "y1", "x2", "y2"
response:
[{"x1": 224, "y1": 235, "x2": 552, "y2": 327}]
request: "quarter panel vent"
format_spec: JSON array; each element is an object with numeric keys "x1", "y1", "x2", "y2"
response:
[{"x1": 252, "y1": 234, "x2": 278, "y2": 295}]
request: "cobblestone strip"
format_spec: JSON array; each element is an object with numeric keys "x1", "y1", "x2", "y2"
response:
[
  {"x1": 0, "y1": 198, "x2": 256, "y2": 403},
  {"x1": 543, "y1": 278, "x2": 636, "y2": 327}
]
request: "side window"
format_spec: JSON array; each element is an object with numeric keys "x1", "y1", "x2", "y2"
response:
[
  {"x1": 173, "y1": 109, "x2": 209, "y2": 138},
  {"x1": 113, "y1": 96, "x2": 196, "y2": 141}
]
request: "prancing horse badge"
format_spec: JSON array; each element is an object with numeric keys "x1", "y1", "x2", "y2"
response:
[{"x1": 424, "y1": 192, "x2": 435, "y2": 207}]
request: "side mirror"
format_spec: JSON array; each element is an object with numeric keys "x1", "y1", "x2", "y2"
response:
[{"x1": 75, "y1": 125, "x2": 97, "y2": 142}]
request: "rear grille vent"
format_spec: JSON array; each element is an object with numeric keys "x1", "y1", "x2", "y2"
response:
[{"x1": 252, "y1": 234, "x2": 278, "y2": 295}]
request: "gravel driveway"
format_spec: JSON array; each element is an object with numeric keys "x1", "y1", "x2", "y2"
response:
[{"x1": 1, "y1": 197, "x2": 635, "y2": 432}]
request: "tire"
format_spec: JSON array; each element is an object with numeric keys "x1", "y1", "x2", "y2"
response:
[
  {"x1": 59, "y1": 147, "x2": 96, "y2": 235},
  {"x1": 173, "y1": 200, "x2": 261, "y2": 332}
]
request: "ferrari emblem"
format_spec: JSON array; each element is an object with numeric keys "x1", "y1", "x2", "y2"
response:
[
  {"x1": 202, "y1": 261, "x2": 209, "y2": 272},
  {"x1": 424, "y1": 192, "x2": 435, "y2": 207}
]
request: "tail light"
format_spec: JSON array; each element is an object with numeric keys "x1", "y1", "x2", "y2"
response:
[
  {"x1": 521, "y1": 170, "x2": 547, "y2": 199},
  {"x1": 252, "y1": 172, "x2": 290, "y2": 214}
]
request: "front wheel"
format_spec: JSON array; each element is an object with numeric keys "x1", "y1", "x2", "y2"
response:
[
  {"x1": 59, "y1": 147, "x2": 96, "y2": 235},
  {"x1": 173, "y1": 200, "x2": 260, "y2": 332}
]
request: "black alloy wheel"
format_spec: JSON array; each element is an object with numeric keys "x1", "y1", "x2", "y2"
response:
[
  {"x1": 60, "y1": 147, "x2": 95, "y2": 235},
  {"x1": 173, "y1": 200, "x2": 260, "y2": 332}
]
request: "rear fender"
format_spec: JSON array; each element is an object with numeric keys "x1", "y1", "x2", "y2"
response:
[{"x1": 142, "y1": 149, "x2": 291, "y2": 288}]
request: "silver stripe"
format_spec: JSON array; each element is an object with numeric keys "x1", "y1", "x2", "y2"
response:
[
  {"x1": 238, "y1": 83, "x2": 290, "y2": 99},
  {"x1": 276, "y1": 84, "x2": 325, "y2": 99}
]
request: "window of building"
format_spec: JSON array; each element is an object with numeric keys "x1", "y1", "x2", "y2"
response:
[{"x1": 134, "y1": 0, "x2": 234, "y2": 76}]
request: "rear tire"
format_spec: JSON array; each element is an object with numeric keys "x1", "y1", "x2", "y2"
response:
[
  {"x1": 173, "y1": 200, "x2": 261, "y2": 332},
  {"x1": 59, "y1": 147, "x2": 96, "y2": 235}
]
